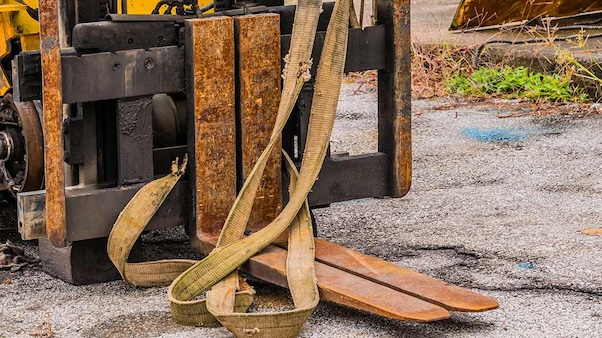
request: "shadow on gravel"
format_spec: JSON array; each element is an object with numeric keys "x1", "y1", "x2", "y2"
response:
[
  {"x1": 82, "y1": 311, "x2": 189, "y2": 337},
  {"x1": 307, "y1": 301, "x2": 496, "y2": 338},
  {"x1": 0, "y1": 194, "x2": 17, "y2": 230}
]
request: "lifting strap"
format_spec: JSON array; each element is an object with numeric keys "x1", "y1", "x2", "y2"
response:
[{"x1": 107, "y1": 0, "x2": 350, "y2": 335}]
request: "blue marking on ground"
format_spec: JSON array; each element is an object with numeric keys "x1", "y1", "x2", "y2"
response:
[
  {"x1": 462, "y1": 128, "x2": 530, "y2": 142},
  {"x1": 517, "y1": 262, "x2": 536, "y2": 269}
]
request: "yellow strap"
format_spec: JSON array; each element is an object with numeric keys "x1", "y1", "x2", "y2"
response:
[{"x1": 107, "y1": 0, "x2": 350, "y2": 335}]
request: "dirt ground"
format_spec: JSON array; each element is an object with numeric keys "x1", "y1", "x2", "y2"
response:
[{"x1": 1, "y1": 83, "x2": 602, "y2": 337}]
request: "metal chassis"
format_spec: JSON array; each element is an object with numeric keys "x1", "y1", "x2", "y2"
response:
[
  {"x1": 7, "y1": 1, "x2": 500, "y2": 323},
  {"x1": 15, "y1": 1, "x2": 411, "y2": 244}
]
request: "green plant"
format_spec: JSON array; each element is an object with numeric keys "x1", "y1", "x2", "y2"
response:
[
  {"x1": 447, "y1": 66, "x2": 588, "y2": 102},
  {"x1": 518, "y1": 24, "x2": 602, "y2": 98}
]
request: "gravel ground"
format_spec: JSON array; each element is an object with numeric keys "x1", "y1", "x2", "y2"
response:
[{"x1": 1, "y1": 84, "x2": 602, "y2": 337}]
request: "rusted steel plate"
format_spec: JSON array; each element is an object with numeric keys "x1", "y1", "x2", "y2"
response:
[
  {"x1": 312, "y1": 239, "x2": 499, "y2": 312},
  {"x1": 39, "y1": 0, "x2": 67, "y2": 247},
  {"x1": 377, "y1": 0, "x2": 411, "y2": 198},
  {"x1": 451, "y1": 0, "x2": 602, "y2": 30},
  {"x1": 185, "y1": 17, "x2": 236, "y2": 252},
  {"x1": 235, "y1": 14, "x2": 282, "y2": 232},
  {"x1": 198, "y1": 236, "x2": 450, "y2": 322}
]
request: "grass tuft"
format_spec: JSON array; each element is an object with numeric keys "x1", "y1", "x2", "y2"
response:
[
  {"x1": 447, "y1": 66, "x2": 588, "y2": 102},
  {"x1": 411, "y1": 44, "x2": 474, "y2": 100}
]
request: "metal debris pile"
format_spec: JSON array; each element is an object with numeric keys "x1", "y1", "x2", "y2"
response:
[{"x1": 0, "y1": 240, "x2": 39, "y2": 271}]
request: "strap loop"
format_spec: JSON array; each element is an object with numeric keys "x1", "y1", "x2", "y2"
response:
[{"x1": 107, "y1": 0, "x2": 350, "y2": 335}]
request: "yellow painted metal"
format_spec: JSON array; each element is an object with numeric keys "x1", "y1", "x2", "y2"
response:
[
  {"x1": 0, "y1": 0, "x2": 39, "y2": 95},
  {"x1": 0, "y1": 4, "x2": 18, "y2": 94},
  {"x1": 19, "y1": 33, "x2": 39, "y2": 50},
  {"x1": 12, "y1": 1, "x2": 40, "y2": 35},
  {"x1": 451, "y1": 0, "x2": 602, "y2": 30},
  {"x1": 0, "y1": 4, "x2": 26, "y2": 12},
  {"x1": 118, "y1": 0, "x2": 214, "y2": 14}
]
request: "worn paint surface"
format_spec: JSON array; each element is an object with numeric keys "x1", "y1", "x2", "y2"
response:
[
  {"x1": 451, "y1": 0, "x2": 602, "y2": 30},
  {"x1": 462, "y1": 123, "x2": 569, "y2": 143},
  {"x1": 236, "y1": 14, "x2": 282, "y2": 232},
  {"x1": 185, "y1": 17, "x2": 236, "y2": 249},
  {"x1": 377, "y1": 0, "x2": 411, "y2": 198},
  {"x1": 39, "y1": 0, "x2": 67, "y2": 247},
  {"x1": 116, "y1": 97, "x2": 154, "y2": 185}
]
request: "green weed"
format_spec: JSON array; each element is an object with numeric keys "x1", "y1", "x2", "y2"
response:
[{"x1": 447, "y1": 66, "x2": 588, "y2": 102}]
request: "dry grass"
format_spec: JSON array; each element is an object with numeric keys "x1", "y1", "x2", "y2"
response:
[
  {"x1": 346, "y1": 45, "x2": 477, "y2": 100},
  {"x1": 346, "y1": 44, "x2": 479, "y2": 100},
  {"x1": 344, "y1": 27, "x2": 602, "y2": 118},
  {"x1": 415, "y1": 98, "x2": 596, "y2": 117},
  {"x1": 29, "y1": 315, "x2": 54, "y2": 338},
  {"x1": 411, "y1": 44, "x2": 476, "y2": 100},
  {"x1": 344, "y1": 70, "x2": 377, "y2": 94}
]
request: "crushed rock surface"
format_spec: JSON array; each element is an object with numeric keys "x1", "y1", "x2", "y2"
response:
[{"x1": 1, "y1": 84, "x2": 602, "y2": 337}]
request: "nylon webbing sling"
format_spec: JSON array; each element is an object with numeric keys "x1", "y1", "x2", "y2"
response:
[{"x1": 107, "y1": 0, "x2": 350, "y2": 335}]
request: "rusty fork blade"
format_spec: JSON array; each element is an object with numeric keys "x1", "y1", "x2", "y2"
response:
[
  {"x1": 311, "y1": 239, "x2": 499, "y2": 312},
  {"x1": 200, "y1": 237, "x2": 450, "y2": 322},
  {"x1": 39, "y1": 0, "x2": 67, "y2": 247}
]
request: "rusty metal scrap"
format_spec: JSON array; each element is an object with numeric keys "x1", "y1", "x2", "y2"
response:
[
  {"x1": 0, "y1": 241, "x2": 39, "y2": 271},
  {"x1": 39, "y1": 0, "x2": 67, "y2": 248},
  {"x1": 236, "y1": 14, "x2": 282, "y2": 233},
  {"x1": 451, "y1": 0, "x2": 602, "y2": 30},
  {"x1": 185, "y1": 17, "x2": 237, "y2": 252}
]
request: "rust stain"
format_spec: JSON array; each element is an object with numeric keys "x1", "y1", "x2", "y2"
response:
[
  {"x1": 186, "y1": 17, "x2": 237, "y2": 244},
  {"x1": 451, "y1": 0, "x2": 602, "y2": 30},
  {"x1": 39, "y1": 0, "x2": 67, "y2": 247},
  {"x1": 201, "y1": 237, "x2": 452, "y2": 322},
  {"x1": 378, "y1": 0, "x2": 412, "y2": 198},
  {"x1": 394, "y1": 0, "x2": 412, "y2": 198},
  {"x1": 312, "y1": 239, "x2": 499, "y2": 312},
  {"x1": 236, "y1": 14, "x2": 282, "y2": 233},
  {"x1": 13, "y1": 101, "x2": 44, "y2": 192}
]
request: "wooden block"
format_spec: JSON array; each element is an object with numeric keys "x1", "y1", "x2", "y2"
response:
[
  {"x1": 185, "y1": 17, "x2": 236, "y2": 251},
  {"x1": 235, "y1": 14, "x2": 282, "y2": 232}
]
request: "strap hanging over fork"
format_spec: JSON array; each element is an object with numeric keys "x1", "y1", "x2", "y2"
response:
[{"x1": 107, "y1": 0, "x2": 350, "y2": 335}]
